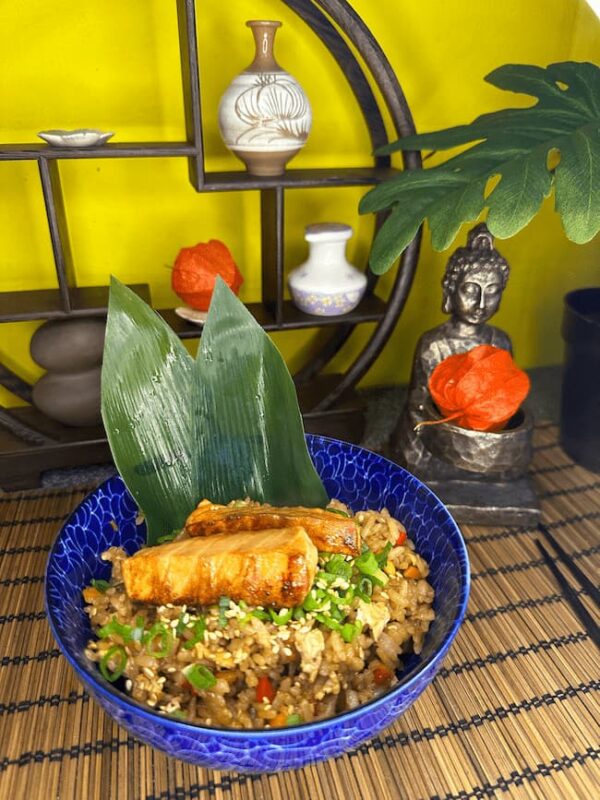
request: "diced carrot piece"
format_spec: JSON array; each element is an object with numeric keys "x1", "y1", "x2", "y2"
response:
[
  {"x1": 82, "y1": 587, "x2": 102, "y2": 603},
  {"x1": 403, "y1": 566, "x2": 421, "y2": 580}
]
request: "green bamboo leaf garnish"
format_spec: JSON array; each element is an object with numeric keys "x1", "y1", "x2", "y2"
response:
[
  {"x1": 193, "y1": 278, "x2": 328, "y2": 508},
  {"x1": 101, "y1": 276, "x2": 328, "y2": 545},
  {"x1": 101, "y1": 277, "x2": 197, "y2": 545}
]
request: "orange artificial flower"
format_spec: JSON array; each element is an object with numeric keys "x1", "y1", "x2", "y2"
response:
[
  {"x1": 427, "y1": 344, "x2": 530, "y2": 432},
  {"x1": 172, "y1": 240, "x2": 243, "y2": 311}
]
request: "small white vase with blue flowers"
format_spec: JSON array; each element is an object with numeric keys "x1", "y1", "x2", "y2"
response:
[{"x1": 288, "y1": 223, "x2": 367, "y2": 316}]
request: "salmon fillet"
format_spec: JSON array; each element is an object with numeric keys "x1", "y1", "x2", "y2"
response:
[
  {"x1": 121, "y1": 526, "x2": 318, "y2": 608},
  {"x1": 184, "y1": 502, "x2": 360, "y2": 557}
]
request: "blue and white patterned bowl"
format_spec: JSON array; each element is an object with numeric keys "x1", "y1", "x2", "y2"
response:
[{"x1": 45, "y1": 436, "x2": 470, "y2": 773}]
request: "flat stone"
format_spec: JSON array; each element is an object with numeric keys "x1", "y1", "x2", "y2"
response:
[
  {"x1": 32, "y1": 367, "x2": 101, "y2": 427},
  {"x1": 30, "y1": 317, "x2": 105, "y2": 372}
]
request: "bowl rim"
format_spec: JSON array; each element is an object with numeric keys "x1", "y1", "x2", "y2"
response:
[{"x1": 45, "y1": 435, "x2": 470, "y2": 739}]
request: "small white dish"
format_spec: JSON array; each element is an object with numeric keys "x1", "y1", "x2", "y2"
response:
[
  {"x1": 37, "y1": 129, "x2": 115, "y2": 148},
  {"x1": 175, "y1": 306, "x2": 208, "y2": 326}
]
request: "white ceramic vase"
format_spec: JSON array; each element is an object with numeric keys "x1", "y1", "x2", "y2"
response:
[
  {"x1": 288, "y1": 223, "x2": 367, "y2": 316},
  {"x1": 218, "y1": 20, "x2": 312, "y2": 177}
]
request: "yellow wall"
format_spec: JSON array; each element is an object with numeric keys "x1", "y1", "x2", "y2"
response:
[{"x1": 1, "y1": 0, "x2": 599, "y2": 408}]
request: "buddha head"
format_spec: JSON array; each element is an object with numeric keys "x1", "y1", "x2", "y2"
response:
[{"x1": 442, "y1": 224, "x2": 510, "y2": 325}]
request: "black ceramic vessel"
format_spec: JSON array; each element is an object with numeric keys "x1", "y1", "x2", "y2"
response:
[{"x1": 560, "y1": 287, "x2": 600, "y2": 473}]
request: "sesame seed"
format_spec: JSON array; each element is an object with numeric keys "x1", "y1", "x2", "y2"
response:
[{"x1": 143, "y1": 667, "x2": 154, "y2": 679}]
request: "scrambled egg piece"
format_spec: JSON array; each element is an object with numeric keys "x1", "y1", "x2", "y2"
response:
[
  {"x1": 357, "y1": 601, "x2": 390, "y2": 641},
  {"x1": 296, "y1": 628, "x2": 325, "y2": 682}
]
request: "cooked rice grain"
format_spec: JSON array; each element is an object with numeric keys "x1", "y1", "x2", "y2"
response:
[{"x1": 84, "y1": 505, "x2": 435, "y2": 729}]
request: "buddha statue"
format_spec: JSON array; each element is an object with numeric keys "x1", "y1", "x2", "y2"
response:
[{"x1": 390, "y1": 224, "x2": 538, "y2": 526}]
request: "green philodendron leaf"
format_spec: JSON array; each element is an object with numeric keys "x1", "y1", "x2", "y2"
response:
[
  {"x1": 554, "y1": 127, "x2": 600, "y2": 243},
  {"x1": 101, "y1": 277, "x2": 197, "y2": 545},
  {"x1": 361, "y1": 61, "x2": 600, "y2": 274},
  {"x1": 193, "y1": 279, "x2": 329, "y2": 507}
]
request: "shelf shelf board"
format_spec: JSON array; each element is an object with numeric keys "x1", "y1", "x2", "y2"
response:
[
  {"x1": 160, "y1": 294, "x2": 386, "y2": 338},
  {"x1": 0, "y1": 284, "x2": 150, "y2": 322},
  {"x1": 0, "y1": 148, "x2": 399, "y2": 190},
  {"x1": 0, "y1": 142, "x2": 197, "y2": 161},
  {"x1": 0, "y1": 377, "x2": 365, "y2": 489},
  {"x1": 200, "y1": 166, "x2": 400, "y2": 192}
]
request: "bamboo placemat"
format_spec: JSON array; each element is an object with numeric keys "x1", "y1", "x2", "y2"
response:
[{"x1": 1, "y1": 424, "x2": 599, "y2": 800}]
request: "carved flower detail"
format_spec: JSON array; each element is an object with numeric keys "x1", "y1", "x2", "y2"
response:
[{"x1": 234, "y1": 74, "x2": 310, "y2": 145}]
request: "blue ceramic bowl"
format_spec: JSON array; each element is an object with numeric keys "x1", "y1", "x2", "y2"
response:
[{"x1": 45, "y1": 436, "x2": 470, "y2": 772}]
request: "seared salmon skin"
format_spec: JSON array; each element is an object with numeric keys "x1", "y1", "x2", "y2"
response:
[
  {"x1": 122, "y1": 527, "x2": 318, "y2": 608},
  {"x1": 184, "y1": 502, "x2": 360, "y2": 557}
]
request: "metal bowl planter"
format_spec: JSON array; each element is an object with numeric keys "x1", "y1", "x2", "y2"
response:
[{"x1": 419, "y1": 399, "x2": 534, "y2": 479}]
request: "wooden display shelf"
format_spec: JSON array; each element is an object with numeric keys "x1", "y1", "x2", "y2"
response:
[
  {"x1": 160, "y1": 294, "x2": 387, "y2": 336},
  {"x1": 199, "y1": 166, "x2": 400, "y2": 192},
  {"x1": 0, "y1": 285, "x2": 151, "y2": 322},
  {"x1": 0, "y1": 375, "x2": 365, "y2": 491},
  {"x1": 0, "y1": 0, "x2": 421, "y2": 482},
  {"x1": 0, "y1": 142, "x2": 197, "y2": 161},
  {"x1": 0, "y1": 407, "x2": 110, "y2": 491}
]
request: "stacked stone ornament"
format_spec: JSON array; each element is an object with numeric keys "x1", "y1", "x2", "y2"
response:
[{"x1": 30, "y1": 318, "x2": 105, "y2": 427}]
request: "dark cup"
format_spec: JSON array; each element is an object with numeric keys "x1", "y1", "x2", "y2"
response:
[{"x1": 560, "y1": 287, "x2": 600, "y2": 472}]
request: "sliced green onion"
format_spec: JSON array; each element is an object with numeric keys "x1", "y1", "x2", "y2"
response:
[
  {"x1": 326, "y1": 508, "x2": 350, "y2": 518},
  {"x1": 355, "y1": 550, "x2": 388, "y2": 586},
  {"x1": 183, "y1": 616, "x2": 206, "y2": 649},
  {"x1": 375, "y1": 541, "x2": 393, "y2": 567},
  {"x1": 183, "y1": 663, "x2": 217, "y2": 692},
  {"x1": 251, "y1": 609, "x2": 270, "y2": 621},
  {"x1": 293, "y1": 607, "x2": 306, "y2": 621},
  {"x1": 325, "y1": 554, "x2": 353, "y2": 580},
  {"x1": 318, "y1": 571, "x2": 340, "y2": 585},
  {"x1": 90, "y1": 578, "x2": 110, "y2": 593},
  {"x1": 315, "y1": 613, "x2": 342, "y2": 633},
  {"x1": 99, "y1": 645, "x2": 127, "y2": 682},
  {"x1": 175, "y1": 612, "x2": 188, "y2": 637},
  {"x1": 218, "y1": 596, "x2": 230, "y2": 628},
  {"x1": 341, "y1": 620, "x2": 363, "y2": 643},
  {"x1": 286, "y1": 713, "x2": 303, "y2": 725},
  {"x1": 269, "y1": 608, "x2": 293, "y2": 626},
  {"x1": 157, "y1": 529, "x2": 181, "y2": 544},
  {"x1": 355, "y1": 550, "x2": 379, "y2": 574},
  {"x1": 169, "y1": 709, "x2": 188, "y2": 719},
  {"x1": 327, "y1": 586, "x2": 354, "y2": 607},
  {"x1": 303, "y1": 591, "x2": 328, "y2": 612},
  {"x1": 355, "y1": 578, "x2": 372, "y2": 603},
  {"x1": 329, "y1": 604, "x2": 345, "y2": 622},
  {"x1": 98, "y1": 617, "x2": 133, "y2": 641},
  {"x1": 144, "y1": 623, "x2": 173, "y2": 658}
]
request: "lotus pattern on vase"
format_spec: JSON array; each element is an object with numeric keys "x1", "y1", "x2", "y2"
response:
[{"x1": 231, "y1": 74, "x2": 311, "y2": 149}]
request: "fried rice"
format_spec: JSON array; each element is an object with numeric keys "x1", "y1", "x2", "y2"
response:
[{"x1": 83, "y1": 502, "x2": 435, "y2": 729}]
